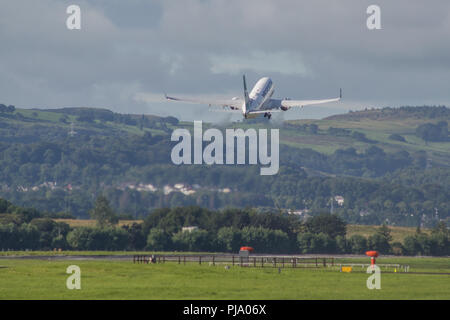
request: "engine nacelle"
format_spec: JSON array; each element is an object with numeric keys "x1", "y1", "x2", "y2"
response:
[{"x1": 281, "y1": 98, "x2": 291, "y2": 111}]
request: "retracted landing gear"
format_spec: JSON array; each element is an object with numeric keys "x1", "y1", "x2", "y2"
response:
[{"x1": 263, "y1": 112, "x2": 272, "y2": 119}]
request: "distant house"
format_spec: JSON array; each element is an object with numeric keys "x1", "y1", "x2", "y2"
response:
[
  {"x1": 174, "y1": 183, "x2": 184, "y2": 190},
  {"x1": 180, "y1": 189, "x2": 196, "y2": 195},
  {"x1": 288, "y1": 209, "x2": 310, "y2": 216},
  {"x1": 359, "y1": 210, "x2": 370, "y2": 217},
  {"x1": 136, "y1": 183, "x2": 157, "y2": 192},
  {"x1": 182, "y1": 226, "x2": 198, "y2": 233},
  {"x1": 122, "y1": 182, "x2": 157, "y2": 192},
  {"x1": 334, "y1": 196, "x2": 344, "y2": 206},
  {"x1": 174, "y1": 183, "x2": 196, "y2": 195},
  {"x1": 163, "y1": 185, "x2": 174, "y2": 195}
]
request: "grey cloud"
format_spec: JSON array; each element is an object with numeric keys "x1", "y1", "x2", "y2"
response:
[{"x1": 0, "y1": 0, "x2": 449, "y2": 121}]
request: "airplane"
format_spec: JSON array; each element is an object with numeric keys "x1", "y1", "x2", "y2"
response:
[{"x1": 165, "y1": 75, "x2": 341, "y2": 119}]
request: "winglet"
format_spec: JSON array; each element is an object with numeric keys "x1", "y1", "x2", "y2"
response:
[
  {"x1": 164, "y1": 93, "x2": 176, "y2": 101},
  {"x1": 243, "y1": 74, "x2": 250, "y2": 109},
  {"x1": 339, "y1": 88, "x2": 342, "y2": 99}
]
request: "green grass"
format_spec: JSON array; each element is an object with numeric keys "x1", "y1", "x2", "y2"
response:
[
  {"x1": 9, "y1": 108, "x2": 169, "y2": 137},
  {"x1": 284, "y1": 117, "x2": 450, "y2": 166},
  {"x1": 14, "y1": 109, "x2": 72, "y2": 122},
  {"x1": 0, "y1": 257, "x2": 448, "y2": 299}
]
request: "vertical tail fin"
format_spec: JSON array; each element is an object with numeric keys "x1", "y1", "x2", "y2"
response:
[{"x1": 243, "y1": 74, "x2": 250, "y2": 109}]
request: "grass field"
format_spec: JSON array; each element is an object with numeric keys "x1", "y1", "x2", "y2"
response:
[
  {"x1": 346, "y1": 225, "x2": 431, "y2": 243},
  {"x1": 53, "y1": 219, "x2": 142, "y2": 228},
  {"x1": 284, "y1": 117, "x2": 450, "y2": 165},
  {"x1": 0, "y1": 256, "x2": 448, "y2": 299}
]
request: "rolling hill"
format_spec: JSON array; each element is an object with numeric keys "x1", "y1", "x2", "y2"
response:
[{"x1": 0, "y1": 104, "x2": 449, "y2": 227}]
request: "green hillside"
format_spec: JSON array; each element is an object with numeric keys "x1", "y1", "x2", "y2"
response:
[
  {"x1": 0, "y1": 105, "x2": 449, "y2": 227},
  {"x1": 7, "y1": 105, "x2": 450, "y2": 166},
  {"x1": 283, "y1": 106, "x2": 450, "y2": 165}
]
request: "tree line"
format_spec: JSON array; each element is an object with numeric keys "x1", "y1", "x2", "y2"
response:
[{"x1": 1, "y1": 202, "x2": 448, "y2": 256}]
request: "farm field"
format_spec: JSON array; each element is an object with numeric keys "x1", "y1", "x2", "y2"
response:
[
  {"x1": 0, "y1": 256, "x2": 448, "y2": 300},
  {"x1": 346, "y1": 225, "x2": 432, "y2": 243},
  {"x1": 53, "y1": 219, "x2": 142, "y2": 228}
]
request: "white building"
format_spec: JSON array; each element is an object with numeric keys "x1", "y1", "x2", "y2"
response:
[
  {"x1": 182, "y1": 226, "x2": 198, "y2": 233},
  {"x1": 334, "y1": 196, "x2": 344, "y2": 206}
]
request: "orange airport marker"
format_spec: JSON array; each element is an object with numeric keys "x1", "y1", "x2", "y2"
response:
[{"x1": 366, "y1": 250, "x2": 379, "y2": 265}]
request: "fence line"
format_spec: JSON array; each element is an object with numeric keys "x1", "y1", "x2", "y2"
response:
[
  {"x1": 133, "y1": 254, "x2": 338, "y2": 269},
  {"x1": 132, "y1": 254, "x2": 412, "y2": 272}
]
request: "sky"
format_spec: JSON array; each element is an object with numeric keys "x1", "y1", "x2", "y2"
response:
[{"x1": 1, "y1": 0, "x2": 450, "y2": 122}]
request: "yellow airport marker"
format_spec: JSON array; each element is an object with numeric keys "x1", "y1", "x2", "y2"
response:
[{"x1": 341, "y1": 266, "x2": 352, "y2": 273}]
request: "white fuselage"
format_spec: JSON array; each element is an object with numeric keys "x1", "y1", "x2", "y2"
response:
[{"x1": 243, "y1": 77, "x2": 274, "y2": 118}]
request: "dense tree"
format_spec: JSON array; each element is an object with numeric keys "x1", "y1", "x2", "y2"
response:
[
  {"x1": 415, "y1": 121, "x2": 448, "y2": 142},
  {"x1": 376, "y1": 224, "x2": 393, "y2": 242},
  {"x1": 367, "y1": 233, "x2": 391, "y2": 254},
  {"x1": 388, "y1": 134, "x2": 406, "y2": 142},
  {"x1": 348, "y1": 234, "x2": 368, "y2": 254},
  {"x1": 0, "y1": 223, "x2": 39, "y2": 250},
  {"x1": 122, "y1": 223, "x2": 146, "y2": 250},
  {"x1": 335, "y1": 235, "x2": 349, "y2": 253},
  {"x1": 240, "y1": 226, "x2": 290, "y2": 253},
  {"x1": 66, "y1": 227, "x2": 92, "y2": 250},
  {"x1": 0, "y1": 201, "x2": 447, "y2": 255},
  {"x1": 89, "y1": 195, "x2": 118, "y2": 228},
  {"x1": 146, "y1": 228, "x2": 172, "y2": 251},
  {"x1": 66, "y1": 227, "x2": 129, "y2": 250},
  {"x1": 0, "y1": 104, "x2": 15, "y2": 113},
  {"x1": 217, "y1": 227, "x2": 243, "y2": 252},
  {"x1": 172, "y1": 229, "x2": 212, "y2": 252},
  {"x1": 304, "y1": 213, "x2": 346, "y2": 239},
  {"x1": 297, "y1": 232, "x2": 337, "y2": 254},
  {"x1": 30, "y1": 218, "x2": 69, "y2": 249}
]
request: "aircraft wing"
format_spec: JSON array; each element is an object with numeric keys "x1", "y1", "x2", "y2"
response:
[
  {"x1": 280, "y1": 97, "x2": 340, "y2": 108},
  {"x1": 265, "y1": 89, "x2": 342, "y2": 110},
  {"x1": 165, "y1": 94, "x2": 243, "y2": 110}
]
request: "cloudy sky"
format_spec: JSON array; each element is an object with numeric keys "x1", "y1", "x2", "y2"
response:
[{"x1": 1, "y1": 0, "x2": 450, "y2": 121}]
